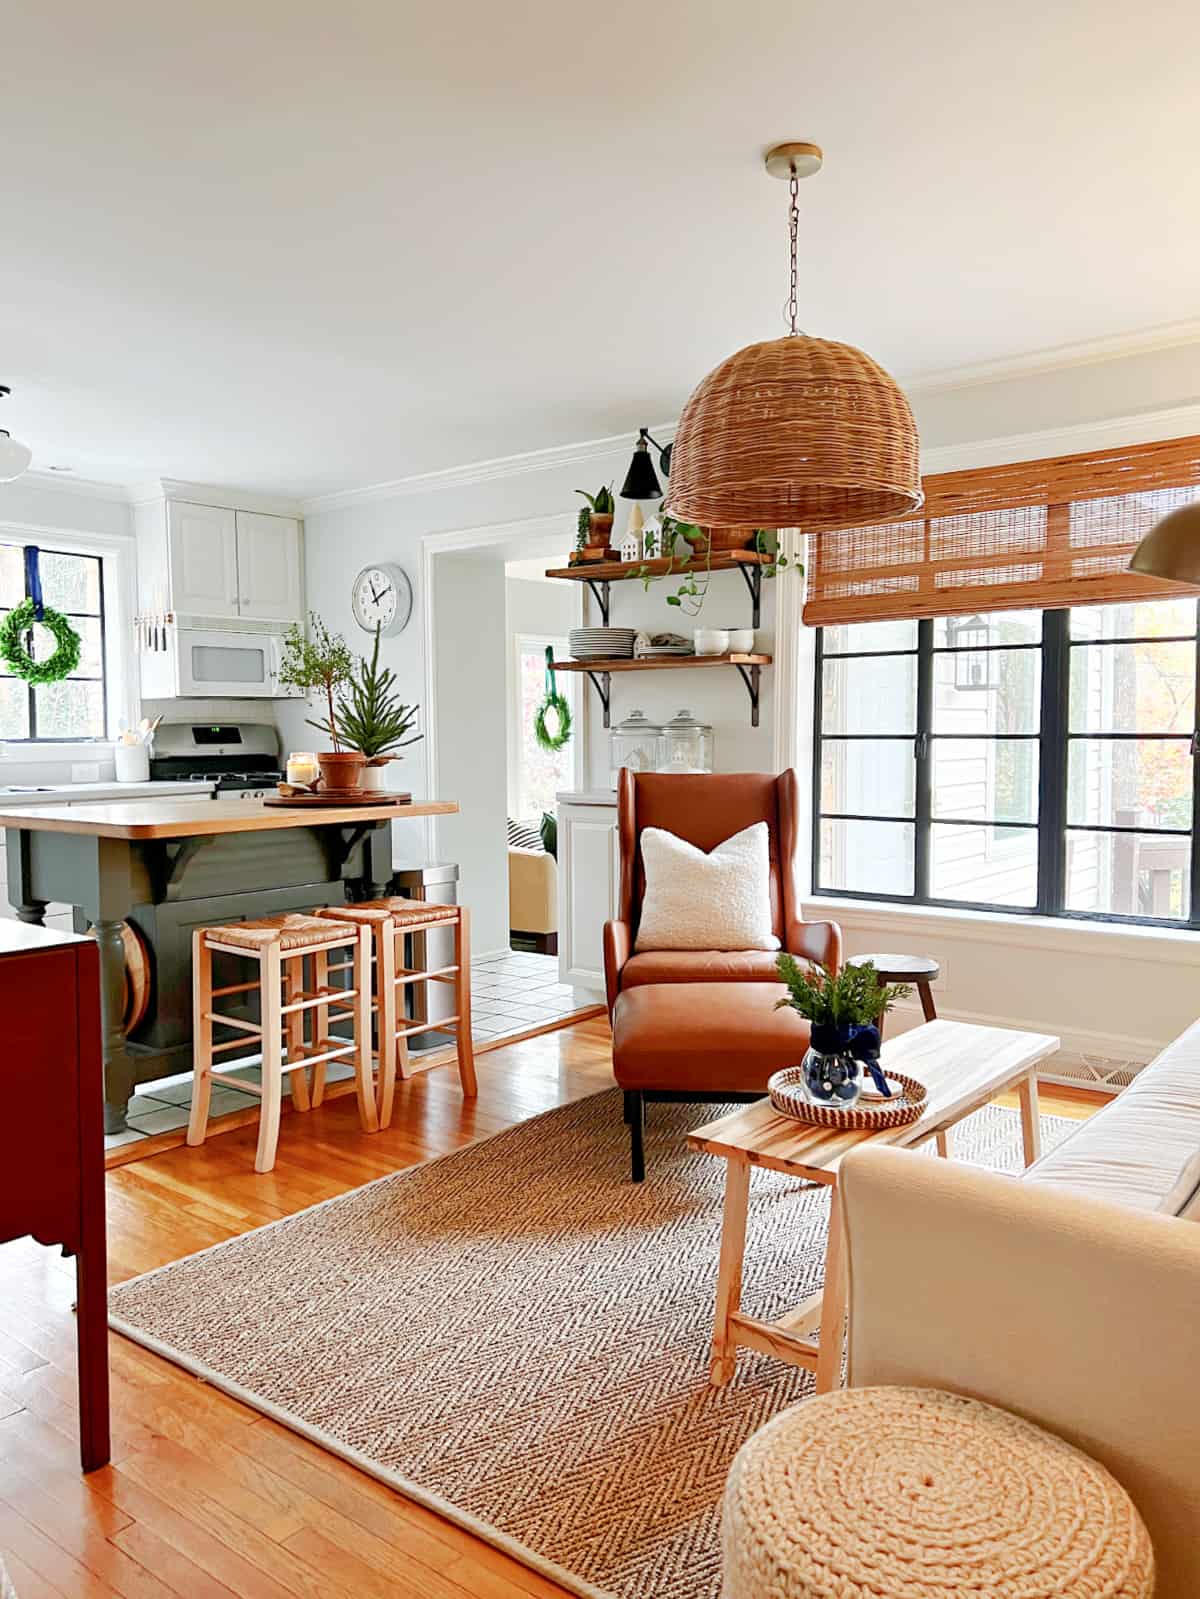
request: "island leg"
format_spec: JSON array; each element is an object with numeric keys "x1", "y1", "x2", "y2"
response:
[
  {"x1": 94, "y1": 919, "x2": 136, "y2": 1133},
  {"x1": 367, "y1": 821, "x2": 393, "y2": 900},
  {"x1": 7, "y1": 828, "x2": 48, "y2": 925}
]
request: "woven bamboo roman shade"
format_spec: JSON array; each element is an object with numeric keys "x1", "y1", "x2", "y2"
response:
[{"x1": 804, "y1": 434, "x2": 1200, "y2": 625}]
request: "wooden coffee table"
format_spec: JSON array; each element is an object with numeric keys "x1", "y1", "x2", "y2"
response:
[{"x1": 688, "y1": 1019, "x2": 1060, "y2": 1393}]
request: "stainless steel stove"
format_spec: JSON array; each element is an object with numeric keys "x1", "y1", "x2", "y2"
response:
[{"x1": 149, "y1": 722, "x2": 283, "y2": 801}]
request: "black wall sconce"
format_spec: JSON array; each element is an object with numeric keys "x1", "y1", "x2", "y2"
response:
[{"x1": 619, "y1": 427, "x2": 672, "y2": 500}]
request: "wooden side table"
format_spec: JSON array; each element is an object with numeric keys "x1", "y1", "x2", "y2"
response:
[
  {"x1": 847, "y1": 951, "x2": 940, "y2": 1028},
  {"x1": 688, "y1": 1020, "x2": 1058, "y2": 1393}
]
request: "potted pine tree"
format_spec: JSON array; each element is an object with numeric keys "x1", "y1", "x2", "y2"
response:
[{"x1": 335, "y1": 623, "x2": 422, "y2": 791}]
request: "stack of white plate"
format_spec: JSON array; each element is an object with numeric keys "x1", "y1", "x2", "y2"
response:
[{"x1": 569, "y1": 627, "x2": 636, "y2": 660}]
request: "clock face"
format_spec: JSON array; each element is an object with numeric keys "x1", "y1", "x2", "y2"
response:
[{"x1": 351, "y1": 564, "x2": 412, "y2": 636}]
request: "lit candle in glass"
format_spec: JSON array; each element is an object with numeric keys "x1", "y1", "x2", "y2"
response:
[{"x1": 286, "y1": 751, "x2": 318, "y2": 787}]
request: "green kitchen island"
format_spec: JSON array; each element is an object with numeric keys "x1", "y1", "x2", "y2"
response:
[{"x1": 0, "y1": 796, "x2": 458, "y2": 1132}]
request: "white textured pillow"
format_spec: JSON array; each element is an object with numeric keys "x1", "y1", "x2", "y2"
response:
[{"x1": 635, "y1": 822, "x2": 780, "y2": 952}]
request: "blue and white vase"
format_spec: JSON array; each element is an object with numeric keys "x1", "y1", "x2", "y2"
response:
[{"x1": 800, "y1": 1022, "x2": 889, "y2": 1109}]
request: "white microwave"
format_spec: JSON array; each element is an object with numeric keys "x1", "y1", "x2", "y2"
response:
[{"x1": 140, "y1": 621, "x2": 293, "y2": 700}]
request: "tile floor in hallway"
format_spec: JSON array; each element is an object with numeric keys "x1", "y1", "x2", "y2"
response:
[{"x1": 105, "y1": 951, "x2": 594, "y2": 1151}]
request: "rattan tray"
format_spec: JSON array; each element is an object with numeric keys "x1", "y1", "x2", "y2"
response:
[{"x1": 767, "y1": 1066, "x2": 928, "y2": 1129}]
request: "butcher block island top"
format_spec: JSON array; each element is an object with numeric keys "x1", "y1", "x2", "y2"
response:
[{"x1": 0, "y1": 796, "x2": 458, "y2": 839}]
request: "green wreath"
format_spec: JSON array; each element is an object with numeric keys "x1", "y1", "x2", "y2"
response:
[
  {"x1": 534, "y1": 690, "x2": 572, "y2": 752},
  {"x1": 0, "y1": 601, "x2": 82, "y2": 685}
]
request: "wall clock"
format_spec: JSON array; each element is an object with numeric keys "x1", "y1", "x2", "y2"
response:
[{"x1": 351, "y1": 562, "x2": 413, "y2": 636}]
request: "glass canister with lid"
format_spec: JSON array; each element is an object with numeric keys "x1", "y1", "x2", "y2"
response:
[
  {"x1": 660, "y1": 708, "x2": 714, "y2": 774},
  {"x1": 609, "y1": 709, "x2": 665, "y2": 788}
]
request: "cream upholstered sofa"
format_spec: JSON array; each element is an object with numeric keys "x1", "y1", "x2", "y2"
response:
[
  {"x1": 508, "y1": 846, "x2": 557, "y2": 954},
  {"x1": 836, "y1": 1018, "x2": 1200, "y2": 1596}
]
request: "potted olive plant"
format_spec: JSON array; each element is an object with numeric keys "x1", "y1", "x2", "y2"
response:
[
  {"x1": 335, "y1": 623, "x2": 422, "y2": 791},
  {"x1": 278, "y1": 613, "x2": 363, "y2": 790},
  {"x1": 775, "y1": 955, "x2": 911, "y2": 1107}
]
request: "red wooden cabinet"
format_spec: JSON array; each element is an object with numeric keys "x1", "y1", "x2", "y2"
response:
[{"x1": 0, "y1": 922, "x2": 109, "y2": 1471}]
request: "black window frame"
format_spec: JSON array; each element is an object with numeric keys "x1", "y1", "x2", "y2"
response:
[
  {"x1": 0, "y1": 546, "x2": 108, "y2": 742},
  {"x1": 811, "y1": 603, "x2": 1200, "y2": 931}
]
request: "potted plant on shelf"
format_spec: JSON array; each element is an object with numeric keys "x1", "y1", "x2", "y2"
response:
[
  {"x1": 335, "y1": 623, "x2": 423, "y2": 791},
  {"x1": 774, "y1": 955, "x2": 911, "y2": 1108},
  {"x1": 278, "y1": 612, "x2": 362, "y2": 790},
  {"x1": 574, "y1": 483, "x2": 616, "y2": 560}
]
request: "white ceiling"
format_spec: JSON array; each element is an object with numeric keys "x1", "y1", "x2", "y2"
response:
[{"x1": 2, "y1": 0, "x2": 1198, "y2": 498}]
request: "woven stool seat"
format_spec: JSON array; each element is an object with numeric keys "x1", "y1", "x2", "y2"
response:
[
  {"x1": 334, "y1": 898, "x2": 460, "y2": 927},
  {"x1": 206, "y1": 912, "x2": 357, "y2": 952},
  {"x1": 722, "y1": 1386, "x2": 1153, "y2": 1599}
]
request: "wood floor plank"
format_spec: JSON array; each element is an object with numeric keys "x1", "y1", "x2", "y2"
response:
[{"x1": 0, "y1": 1016, "x2": 1100, "y2": 1599}]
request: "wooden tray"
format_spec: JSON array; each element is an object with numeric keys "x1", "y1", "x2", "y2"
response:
[
  {"x1": 767, "y1": 1066, "x2": 927, "y2": 1129},
  {"x1": 264, "y1": 791, "x2": 413, "y2": 808}
]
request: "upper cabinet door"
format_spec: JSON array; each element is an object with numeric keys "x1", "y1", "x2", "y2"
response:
[
  {"x1": 235, "y1": 512, "x2": 304, "y2": 623},
  {"x1": 168, "y1": 503, "x2": 239, "y2": 617}
]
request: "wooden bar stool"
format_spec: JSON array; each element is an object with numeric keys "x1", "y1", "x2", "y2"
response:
[
  {"x1": 314, "y1": 899, "x2": 476, "y2": 1126},
  {"x1": 187, "y1": 912, "x2": 377, "y2": 1173}
]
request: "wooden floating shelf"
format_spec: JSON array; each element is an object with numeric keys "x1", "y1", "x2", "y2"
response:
[
  {"x1": 552, "y1": 652, "x2": 771, "y2": 674},
  {"x1": 553, "y1": 653, "x2": 772, "y2": 728},
  {"x1": 544, "y1": 550, "x2": 771, "y2": 583}
]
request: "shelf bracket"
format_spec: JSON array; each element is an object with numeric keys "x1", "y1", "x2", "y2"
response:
[
  {"x1": 585, "y1": 670, "x2": 612, "y2": 728},
  {"x1": 734, "y1": 662, "x2": 762, "y2": 728},
  {"x1": 585, "y1": 578, "x2": 611, "y2": 627},
  {"x1": 737, "y1": 561, "x2": 763, "y2": 630}
]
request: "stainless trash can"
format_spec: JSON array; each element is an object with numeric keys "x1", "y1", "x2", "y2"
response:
[{"x1": 390, "y1": 861, "x2": 460, "y2": 1051}]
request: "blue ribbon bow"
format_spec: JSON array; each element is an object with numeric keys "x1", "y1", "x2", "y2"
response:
[{"x1": 24, "y1": 546, "x2": 44, "y2": 621}]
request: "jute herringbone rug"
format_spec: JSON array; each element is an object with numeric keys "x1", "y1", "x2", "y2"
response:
[{"x1": 109, "y1": 1091, "x2": 1075, "y2": 1599}]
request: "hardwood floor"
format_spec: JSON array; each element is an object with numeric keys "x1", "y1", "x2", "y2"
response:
[{"x1": 0, "y1": 1016, "x2": 1102, "y2": 1598}]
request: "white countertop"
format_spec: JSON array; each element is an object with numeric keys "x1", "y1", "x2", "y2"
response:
[
  {"x1": 0, "y1": 778, "x2": 215, "y2": 807},
  {"x1": 556, "y1": 789, "x2": 618, "y2": 805}
]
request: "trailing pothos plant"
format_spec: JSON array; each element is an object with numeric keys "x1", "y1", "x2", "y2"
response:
[{"x1": 629, "y1": 522, "x2": 801, "y2": 617}]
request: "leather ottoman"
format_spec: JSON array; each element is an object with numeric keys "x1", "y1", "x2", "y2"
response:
[{"x1": 612, "y1": 981, "x2": 811, "y2": 1181}]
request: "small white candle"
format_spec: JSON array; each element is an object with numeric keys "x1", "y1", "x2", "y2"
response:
[{"x1": 287, "y1": 751, "x2": 318, "y2": 787}]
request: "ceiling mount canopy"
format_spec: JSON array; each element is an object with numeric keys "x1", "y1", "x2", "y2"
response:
[
  {"x1": 666, "y1": 143, "x2": 923, "y2": 532},
  {"x1": 0, "y1": 386, "x2": 33, "y2": 484}
]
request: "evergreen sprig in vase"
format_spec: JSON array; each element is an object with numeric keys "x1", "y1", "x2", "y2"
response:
[{"x1": 775, "y1": 955, "x2": 911, "y2": 1108}]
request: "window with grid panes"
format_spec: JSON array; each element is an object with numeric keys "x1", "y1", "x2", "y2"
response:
[
  {"x1": 813, "y1": 600, "x2": 1199, "y2": 927},
  {"x1": 0, "y1": 544, "x2": 108, "y2": 740}
]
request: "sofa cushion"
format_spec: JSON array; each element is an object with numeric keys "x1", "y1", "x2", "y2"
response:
[
  {"x1": 621, "y1": 950, "x2": 784, "y2": 988},
  {"x1": 1023, "y1": 1018, "x2": 1200, "y2": 1214},
  {"x1": 612, "y1": 981, "x2": 809, "y2": 1093},
  {"x1": 634, "y1": 823, "x2": 779, "y2": 953},
  {"x1": 1165, "y1": 1150, "x2": 1200, "y2": 1221}
]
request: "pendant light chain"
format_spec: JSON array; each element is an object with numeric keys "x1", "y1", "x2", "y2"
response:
[{"x1": 785, "y1": 169, "x2": 802, "y2": 336}]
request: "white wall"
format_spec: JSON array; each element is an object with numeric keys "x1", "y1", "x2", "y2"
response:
[{"x1": 431, "y1": 551, "x2": 510, "y2": 955}]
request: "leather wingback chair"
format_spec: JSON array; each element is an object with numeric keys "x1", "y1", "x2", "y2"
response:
[{"x1": 603, "y1": 768, "x2": 842, "y2": 1017}]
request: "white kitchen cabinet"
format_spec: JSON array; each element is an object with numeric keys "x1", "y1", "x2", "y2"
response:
[
  {"x1": 235, "y1": 512, "x2": 304, "y2": 622},
  {"x1": 168, "y1": 502, "x2": 240, "y2": 617},
  {"x1": 135, "y1": 488, "x2": 305, "y2": 631},
  {"x1": 556, "y1": 791, "x2": 619, "y2": 994}
]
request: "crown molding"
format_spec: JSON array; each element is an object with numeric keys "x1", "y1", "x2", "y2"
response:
[
  {"x1": 15, "y1": 468, "x2": 135, "y2": 504},
  {"x1": 300, "y1": 423, "x2": 678, "y2": 516},
  {"x1": 919, "y1": 401, "x2": 1200, "y2": 475},
  {"x1": 904, "y1": 318, "x2": 1200, "y2": 395}
]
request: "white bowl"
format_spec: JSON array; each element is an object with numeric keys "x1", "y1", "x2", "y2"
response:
[
  {"x1": 726, "y1": 628, "x2": 755, "y2": 653},
  {"x1": 694, "y1": 628, "x2": 729, "y2": 657}
]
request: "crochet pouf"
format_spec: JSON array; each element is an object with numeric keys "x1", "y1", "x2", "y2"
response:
[{"x1": 721, "y1": 1386, "x2": 1154, "y2": 1598}]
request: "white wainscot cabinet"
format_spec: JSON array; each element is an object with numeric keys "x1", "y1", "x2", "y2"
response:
[{"x1": 556, "y1": 791, "x2": 618, "y2": 995}]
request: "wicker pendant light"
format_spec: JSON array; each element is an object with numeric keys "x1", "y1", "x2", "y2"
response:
[{"x1": 667, "y1": 144, "x2": 923, "y2": 531}]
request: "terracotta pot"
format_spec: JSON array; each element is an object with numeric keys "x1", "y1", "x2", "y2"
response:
[
  {"x1": 359, "y1": 758, "x2": 391, "y2": 792},
  {"x1": 588, "y1": 512, "x2": 615, "y2": 544},
  {"x1": 701, "y1": 526, "x2": 760, "y2": 552},
  {"x1": 316, "y1": 750, "x2": 365, "y2": 791}
]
